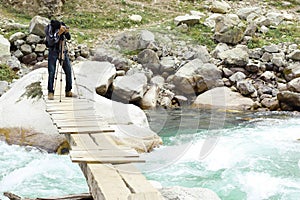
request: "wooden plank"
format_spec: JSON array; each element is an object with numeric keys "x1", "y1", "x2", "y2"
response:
[
  {"x1": 58, "y1": 126, "x2": 114, "y2": 134},
  {"x1": 115, "y1": 164, "x2": 161, "y2": 194},
  {"x1": 46, "y1": 106, "x2": 93, "y2": 112},
  {"x1": 128, "y1": 192, "x2": 163, "y2": 200},
  {"x1": 90, "y1": 134, "x2": 119, "y2": 149},
  {"x1": 70, "y1": 134, "x2": 99, "y2": 149},
  {"x1": 70, "y1": 149, "x2": 139, "y2": 158},
  {"x1": 70, "y1": 156, "x2": 145, "y2": 164},
  {"x1": 56, "y1": 121, "x2": 108, "y2": 128},
  {"x1": 81, "y1": 163, "x2": 131, "y2": 200}
]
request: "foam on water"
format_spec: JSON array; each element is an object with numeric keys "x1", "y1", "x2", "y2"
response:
[
  {"x1": 0, "y1": 142, "x2": 88, "y2": 199},
  {"x1": 143, "y1": 114, "x2": 300, "y2": 199}
]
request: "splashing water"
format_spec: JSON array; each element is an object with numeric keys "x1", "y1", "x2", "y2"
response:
[{"x1": 0, "y1": 142, "x2": 88, "y2": 199}]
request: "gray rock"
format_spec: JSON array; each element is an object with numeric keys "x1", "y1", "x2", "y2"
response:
[
  {"x1": 26, "y1": 34, "x2": 41, "y2": 44},
  {"x1": 192, "y1": 86, "x2": 254, "y2": 110},
  {"x1": 204, "y1": 13, "x2": 222, "y2": 28},
  {"x1": 249, "y1": 48, "x2": 263, "y2": 59},
  {"x1": 210, "y1": 0, "x2": 231, "y2": 14},
  {"x1": 13, "y1": 50, "x2": 23, "y2": 58},
  {"x1": 254, "y1": 16, "x2": 271, "y2": 27},
  {"x1": 6, "y1": 56, "x2": 21, "y2": 70},
  {"x1": 283, "y1": 63, "x2": 300, "y2": 81},
  {"x1": 237, "y1": 80, "x2": 256, "y2": 96},
  {"x1": 229, "y1": 72, "x2": 246, "y2": 83},
  {"x1": 219, "y1": 46, "x2": 249, "y2": 66},
  {"x1": 150, "y1": 75, "x2": 165, "y2": 87},
  {"x1": 263, "y1": 44, "x2": 280, "y2": 53},
  {"x1": 173, "y1": 59, "x2": 223, "y2": 94},
  {"x1": 191, "y1": 45, "x2": 211, "y2": 63},
  {"x1": 160, "y1": 56, "x2": 176, "y2": 73},
  {"x1": 288, "y1": 50, "x2": 300, "y2": 61},
  {"x1": 160, "y1": 186, "x2": 220, "y2": 200},
  {"x1": 113, "y1": 30, "x2": 155, "y2": 51},
  {"x1": 29, "y1": 16, "x2": 50, "y2": 37},
  {"x1": 20, "y1": 44, "x2": 32, "y2": 55},
  {"x1": 140, "y1": 85, "x2": 159, "y2": 109},
  {"x1": 139, "y1": 30, "x2": 155, "y2": 50},
  {"x1": 138, "y1": 49, "x2": 160, "y2": 65},
  {"x1": 174, "y1": 14, "x2": 200, "y2": 26},
  {"x1": 9, "y1": 32, "x2": 26, "y2": 43},
  {"x1": 260, "y1": 71, "x2": 276, "y2": 82},
  {"x1": 112, "y1": 73, "x2": 148, "y2": 102},
  {"x1": 92, "y1": 47, "x2": 129, "y2": 71},
  {"x1": 222, "y1": 67, "x2": 234, "y2": 78},
  {"x1": 214, "y1": 14, "x2": 245, "y2": 45},
  {"x1": 14, "y1": 39, "x2": 25, "y2": 47},
  {"x1": 76, "y1": 61, "x2": 116, "y2": 96},
  {"x1": 237, "y1": 7, "x2": 261, "y2": 20},
  {"x1": 266, "y1": 12, "x2": 285, "y2": 26},
  {"x1": 261, "y1": 97, "x2": 280, "y2": 111},
  {"x1": 0, "y1": 34, "x2": 11, "y2": 57},
  {"x1": 211, "y1": 43, "x2": 229, "y2": 59},
  {"x1": 287, "y1": 77, "x2": 300, "y2": 93},
  {"x1": 34, "y1": 44, "x2": 47, "y2": 53},
  {"x1": 244, "y1": 22, "x2": 258, "y2": 36},
  {"x1": 246, "y1": 61, "x2": 260, "y2": 73},
  {"x1": 261, "y1": 52, "x2": 272, "y2": 62},
  {"x1": 277, "y1": 91, "x2": 300, "y2": 111},
  {"x1": 22, "y1": 52, "x2": 37, "y2": 64},
  {"x1": 129, "y1": 14, "x2": 142, "y2": 22}
]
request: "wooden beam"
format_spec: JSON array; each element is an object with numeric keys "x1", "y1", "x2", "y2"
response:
[{"x1": 80, "y1": 164, "x2": 131, "y2": 200}]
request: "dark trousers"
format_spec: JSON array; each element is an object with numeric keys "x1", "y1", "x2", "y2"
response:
[{"x1": 47, "y1": 49, "x2": 72, "y2": 93}]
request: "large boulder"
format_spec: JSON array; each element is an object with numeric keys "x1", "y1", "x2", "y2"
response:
[
  {"x1": 277, "y1": 91, "x2": 300, "y2": 111},
  {"x1": 0, "y1": 68, "x2": 57, "y2": 133},
  {"x1": 92, "y1": 47, "x2": 130, "y2": 71},
  {"x1": 0, "y1": 127, "x2": 68, "y2": 154},
  {"x1": 283, "y1": 63, "x2": 300, "y2": 81},
  {"x1": 219, "y1": 45, "x2": 249, "y2": 67},
  {"x1": 29, "y1": 16, "x2": 50, "y2": 37},
  {"x1": 113, "y1": 30, "x2": 155, "y2": 51},
  {"x1": 75, "y1": 61, "x2": 116, "y2": 96},
  {"x1": 0, "y1": 35, "x2": 11, "y2": 58},
  {"x1": 112, "y1": 73, "x2": 148, "y2": 102},
  {"x1": 287, "y1": 77, "x2": 300, "y2": 93},
  {"x1": 160, "y1": 186, "x2": 221, "y2": 200},
  {"x1": 192, "y1": 86, "x2": 254, "y2": 110},
  {"x1": 214, "y1": 14, "x2": 245, "y2": 45},
  {"x1": 140, "y1": 85, "x2": 159, "y2": 110},
  {"x1": 174, "y1": 14, "x2": 201, "y2": 26},
  {"x1": 173, "y1": 59, "x2": 223, "y2": 94}
]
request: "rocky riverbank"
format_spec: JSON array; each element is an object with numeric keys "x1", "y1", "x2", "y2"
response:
[{"x1": 1, "y1": 1, "x2": 299, "y2": 112}]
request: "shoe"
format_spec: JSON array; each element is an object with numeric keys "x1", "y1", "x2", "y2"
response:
[
  {"x1": 65, "y1": 91, "x2": 77, "y2": 98},
  {"x1": 48, "y1": 92, "x2": 54, "y2": 100}
]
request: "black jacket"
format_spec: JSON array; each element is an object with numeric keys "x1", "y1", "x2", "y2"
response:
[{"x1": 45, "y1": 22, "x2": 71, "y2": 50}]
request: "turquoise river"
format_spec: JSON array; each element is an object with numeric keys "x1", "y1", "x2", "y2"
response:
[{"x1": 0, "y1": 109, "x2": 300, "y2": 200}]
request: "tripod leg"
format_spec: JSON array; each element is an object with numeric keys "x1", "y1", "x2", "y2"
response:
[
  {"x1": 53, "y1": 60, "x2": 59, "y2": 94},
  {"x1": 59, "y1": 63, "x2": 63, "y2": 102}
]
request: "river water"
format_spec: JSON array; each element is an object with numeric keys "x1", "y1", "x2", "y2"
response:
[{"x1": 1, "y1": 109, "x2": 300, "y2": 200}]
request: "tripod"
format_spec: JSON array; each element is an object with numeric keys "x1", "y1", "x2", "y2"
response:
[{"x1": 53, "y1": 35, "x2": 80, "y2": 102}]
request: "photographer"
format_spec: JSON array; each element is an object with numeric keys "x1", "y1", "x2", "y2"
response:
[{"x1": 45, "y1": 20, "x2": 76, "y2": 100}]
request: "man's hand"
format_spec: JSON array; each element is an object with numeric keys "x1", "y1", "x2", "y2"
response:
[{"x1": 58, "y1": 26, "x2": 67, "y2": 36}]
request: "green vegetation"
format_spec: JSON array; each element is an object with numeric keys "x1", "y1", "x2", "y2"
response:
[
  {"x1": 0, "y1": 0, "x2": 299, "y2": 51},
  {"x1": 0, "y1": 64, "x2": 18, "y2": 82},
  {"x1": 21, "y1": 81, "x2": 43, "y2": 100},
  {"x1": 265, "y1": 0, "x2": 300, "y2": 9},
  {"x1": 247, "y1": 24, "x2": 300, "y2": 49}
]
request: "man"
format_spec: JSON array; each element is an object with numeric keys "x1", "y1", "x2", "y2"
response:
[{"x1": 45, "y1": 20, "x2": 76, "y2": 100}]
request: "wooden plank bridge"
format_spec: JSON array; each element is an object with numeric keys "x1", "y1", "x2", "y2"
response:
[{"x1": 42, "y1": 72, "x2": 163, "y2": 200}]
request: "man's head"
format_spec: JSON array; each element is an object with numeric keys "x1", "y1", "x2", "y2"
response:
[{"x1": 50, "y1": 20, "x2": 61, "y2": 30}]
